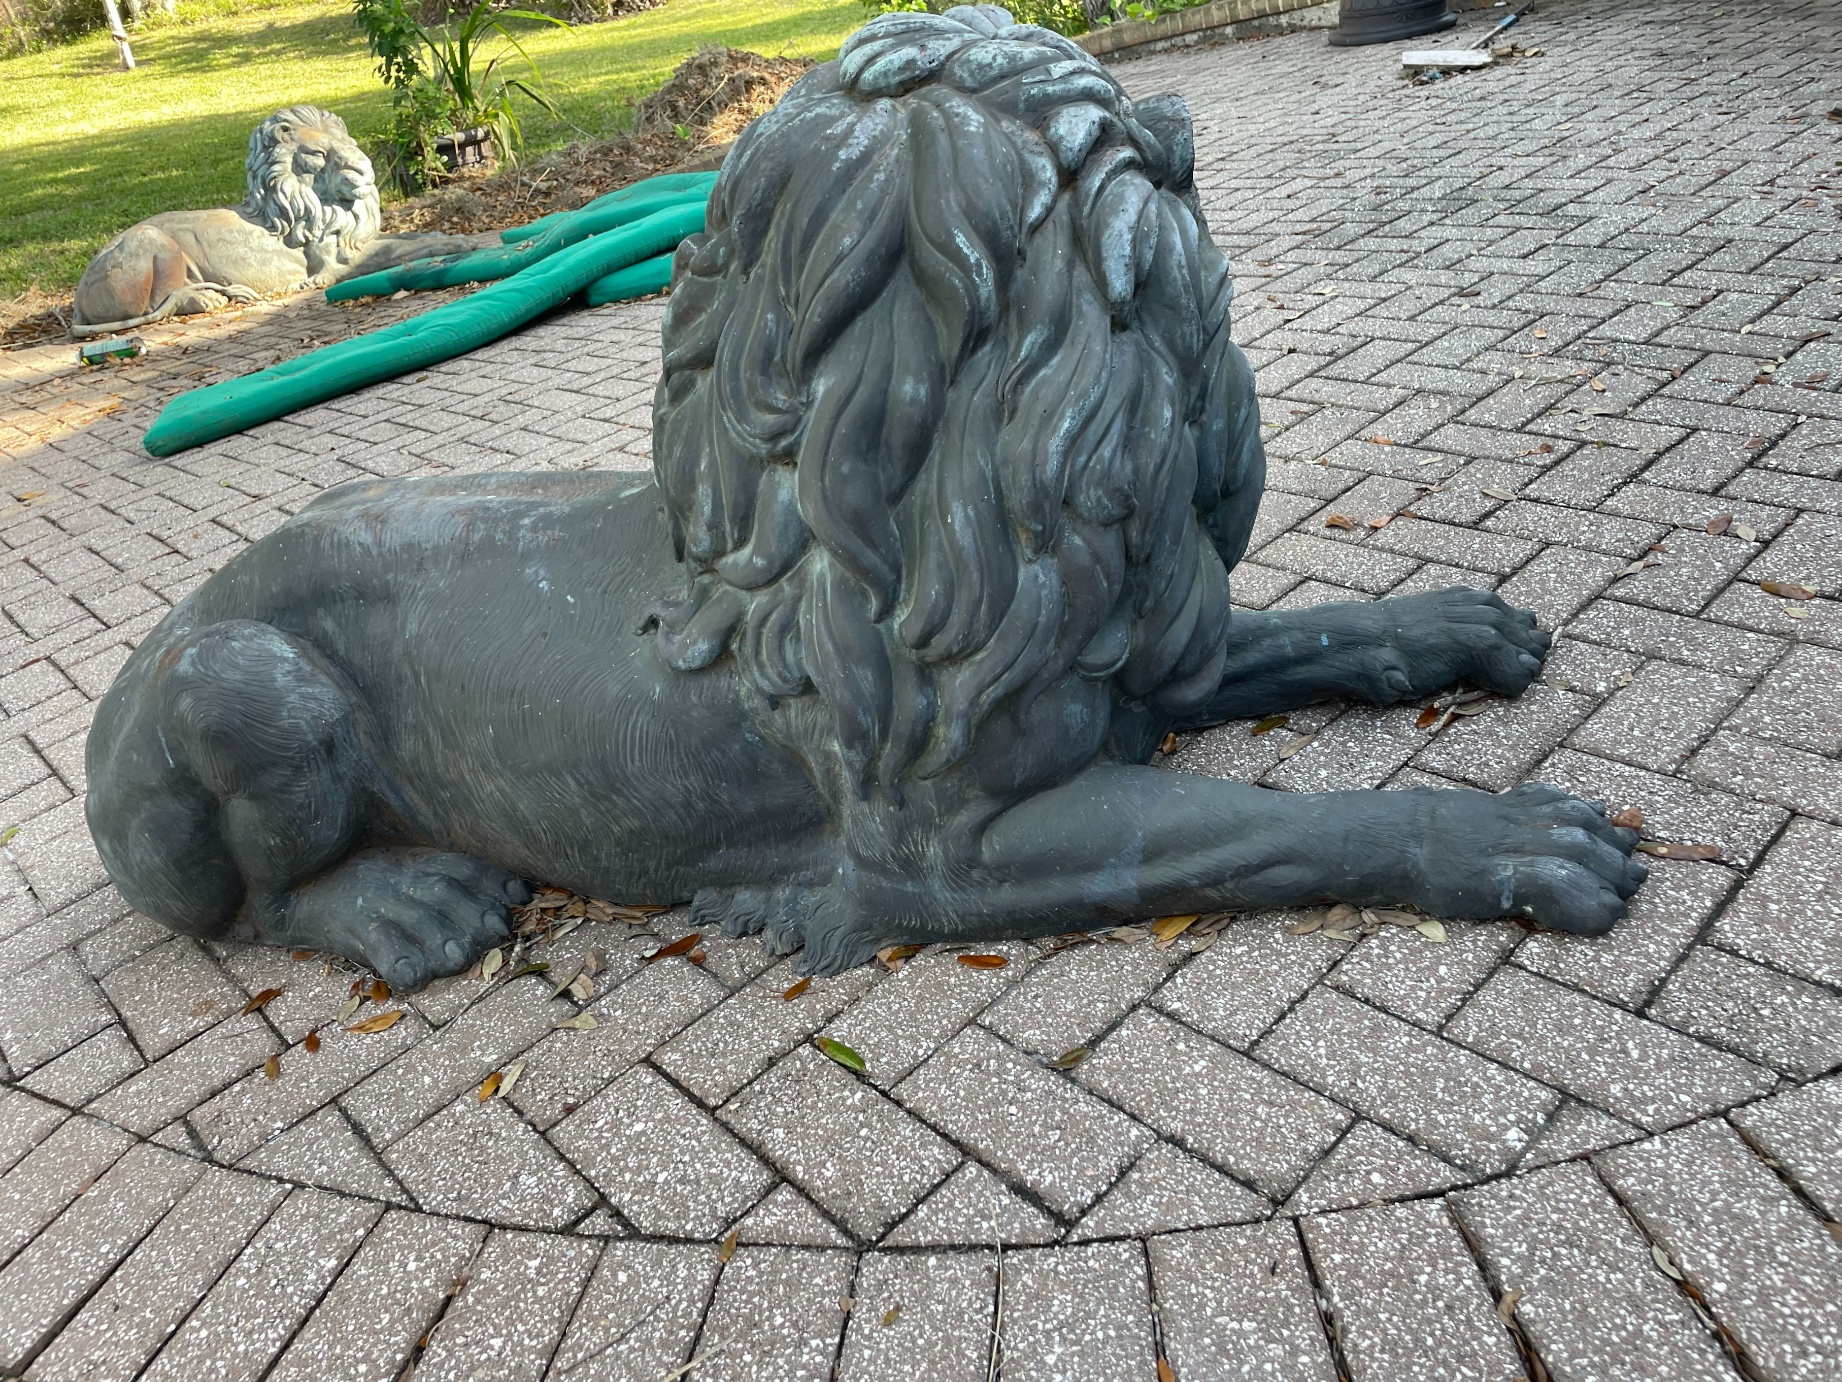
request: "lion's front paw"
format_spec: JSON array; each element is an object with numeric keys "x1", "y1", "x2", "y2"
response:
[
  {"x1": 1353, "y1": 588, "x2": 1552, "y2": 704},
  {"x1": 1416, "y1": 784, "x2": 1646, "y2": 934}
]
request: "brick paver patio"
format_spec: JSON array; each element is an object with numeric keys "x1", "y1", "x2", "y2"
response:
[{"x1": 2, "y1": 0, "x2": 1840, "y2": 1376}]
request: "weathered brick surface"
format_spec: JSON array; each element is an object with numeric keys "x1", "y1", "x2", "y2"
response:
[{"x1": 2, "y1": 0, "x2": 1839, "y2": 1373}]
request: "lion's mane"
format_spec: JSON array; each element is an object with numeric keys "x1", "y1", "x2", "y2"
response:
[
  {"x1": 242, "y1": 106, "x2": 382, "y2": 261},
  {"x1": 652, "y1": 5, "x2": 1263, "y2": 796}
]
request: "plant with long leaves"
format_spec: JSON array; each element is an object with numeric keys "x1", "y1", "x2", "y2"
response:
[{"x1": 353, "y1": 0, "x2": 569, "y2": 188}]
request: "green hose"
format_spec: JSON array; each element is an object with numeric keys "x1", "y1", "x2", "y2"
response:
[
  {"x1": 502, "y1": 169, "x2": 718, "y2": 245},
  {"x1": 583, "y1": 250, "x2": 676, "y2": 306},
  {"x1": 143, "y1": 200, "x2": 704, "y2": 457},
  {"x1": 329, "y1": 171, "x2": 715, "y2": 301}
]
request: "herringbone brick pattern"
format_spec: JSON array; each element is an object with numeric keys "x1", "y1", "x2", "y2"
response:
[{"x1": 1, "y1": 0, "x2": 1839, "y2": 1377}]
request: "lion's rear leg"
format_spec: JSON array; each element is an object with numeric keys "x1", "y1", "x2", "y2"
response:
[
  {"x1": 70, "y1": 224, "x2": 260, "y2": 336},
  {"x1": 71, "y1": 224, "x2": 191, "y2": 334},
  {"x1": 86, "y1": 620, "x2": 528, "y2": 988},
  {"x1": 691, "y1": 883, "x2": 832, "y2": 957}
]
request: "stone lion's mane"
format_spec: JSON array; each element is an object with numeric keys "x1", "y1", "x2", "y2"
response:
[
  {"x1": 652, "y1": 5, "x2": 1262, "y2": 794},
  {"x1": 242, "y1": 105, "x2": 381, "y2": 258}
]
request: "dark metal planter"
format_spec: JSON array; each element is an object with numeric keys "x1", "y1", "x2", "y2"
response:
[
  {"x1": 1328, "y1": 0, "x2": 1455, "y2": 45},
  {"x1": 435, "y1": 125, "x2": 495, "y2": 173}
]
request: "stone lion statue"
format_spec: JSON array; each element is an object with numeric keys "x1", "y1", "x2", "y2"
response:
[
  {"x1": 85, "y1": 9, "x2": 1644, "y2": 990},
  {"x1": 70, "y1": 106, "x2": 475, "y2": 338}
]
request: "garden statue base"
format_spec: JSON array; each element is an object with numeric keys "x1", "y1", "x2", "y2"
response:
[
  {"x1": 85, "y1": 7, "x2": 1645, "y2": 993},
  {"x1": 69, "y1": 106, "x2": 476, "y2": 337}
]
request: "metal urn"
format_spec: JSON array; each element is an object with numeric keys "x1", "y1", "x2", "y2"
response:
[{"x1": 1328, "y1": 0, "x2": 1456, "y2": 45}]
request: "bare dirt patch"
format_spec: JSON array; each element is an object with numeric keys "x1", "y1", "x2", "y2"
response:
[{"x1": 381, "y1": 46, "x2": 812, "y2": 238}]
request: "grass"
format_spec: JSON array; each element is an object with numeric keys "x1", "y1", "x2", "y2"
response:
[{"x1": 0, "y1": 0, "x2": 864, "y2": 300}]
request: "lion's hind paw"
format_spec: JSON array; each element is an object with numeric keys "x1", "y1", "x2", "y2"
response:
[
  {"x1": 691, "y1": 884, "x2": 816, "y2": 955},
  {"x1": 690, "y1": 882, "x2": 886, "y2": 974}
]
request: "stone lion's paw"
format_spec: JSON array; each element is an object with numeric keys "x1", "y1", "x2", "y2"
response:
[
  {"x1": 283, "y1": 847, "x2": 528, "y2": 990},
  {"x1": 1420, "y1": 783, "x2": 1645, "y2": 935}
]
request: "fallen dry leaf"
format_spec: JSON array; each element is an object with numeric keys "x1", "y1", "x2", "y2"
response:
[
  {"x1": 291, "y1": 948, "x2": 317, "y2": 961},
  {"x1": 510, "y1": 962, "x2": 550, "y2": 979},
  {"x1": 1705, "y1": 513, "x2": 1733, "y2": 535},
  {"x1": 369, "y1": 979, "x2": 391, "y2": 1003},
  {"x1": 1610, "y1": 806, "x2": 1645, "y2": 829},
  {"x1": 1803, "y1": 371, "x2": 1830, "y2": 385},
  {"x1": 263, "y1": 1054, "x2": 280, "y2": 1080},
  {"x1": 568, "y1": 973, "x2": 596, "y2": 1002},
  {"x1": 347, "y1": 1009, "x2": 406, "y2": 1034},
  {"x1": 1373, "y1": 909, "x2": 1421, "y2": 928},
  {"x1": 1415, "y1": 919, "x2": 1449, "y2": 943},
  {"x1": 1287, "y1": 916, "x2": 1325, "y2": 935},
  {"x1": 1498, "y1": 1288, "x2": 1523, "y2": 1325},
  {"x1": 1327, "y1": 903, "x2": 1357, "y2": 925},
  {"x1": 717, "y1": 1228, "x2": 739, "y2": 1263},
  {"x1": 877, "y1": 944, "x2": 924, "y2": 970},
  {"x1": 499, "y1": 1060, "x2": 526, "y2": 1098},
  {"x1": 1159, "y1": 732, "x2": 1179, "y2": 755},
  {"x1": 1743, "y1": 436, "x2": 1766, "y2": 450},
  {"x1": 1151, "y1": 914, "x2": 1200, "y2": 947},
  {"x1": 1368, "y1": 435, "x2": 1395, "y2": 446},
  {"x1": 1250, "y1": 713, "x2": 1290, "y2": 736},
  {"x1": 1049, "y1": 1046, "x2": 1090, "y2": 1070},
  {"x1": 1481, "y1": 487, "x2": 1517, "y2": 502},
  {"x1": 816, "y1": 1035, "x2": 867, "y2": 1073},
  {"x1": 1786, "y1": 607, "x2": 1810, "y2": 620},
  {"x1": 303, "y1": 1030, "x2": 322, "y2": 1054},
  {"x1": 1276, "y1": 731, "x2": 1317, "y2": 760},
  {"x1": 1107, "y1": 926, "x2": 1149, "y2": 943},
  {"x1": 646, "y1": 933, "x2": 702, "y2": 962},
  {"x1": 1158, "y1": 1359, "x2": 1177, "y2": 1382},
  {"x1": 1636, "y1": 841, "x2": 1722, "y2": 860},
  {"x1": 555, "y1": 1012, "x2": 600, "y2": 1030},
  {"x1": 881, "y1": 1305, "x2": 902, "y2": 1327},
  {"x1": 1415, "y1": 704, "x2": 1442, "y2": 729},
  {"x1": 241, "y1": 987, "x2": 283, "y2": 1016},
  {"x1": 479, "y1": 1071, "x2": 503, "y2": 1101},
  {"x1": 1734, "y1": 523, "x2": 1757, "y2": 542},
  {"x1": 336, "y1": 995, "x2": 362, "y2": 1023},
  {"x1": 1324, "y1": 514, "x2": 1357, "y2": 530},
  {"x1": 1590, "y1": 377, "x2": 1607, "y2": 392},
  {"x1": 957, "y1": 953, "x2": 1008, "y2": 970},
  {"x1": 1759, "y1": 580, "x2": 1817, "y2": 600},
  {"x1": 1533, "y1": 328, "x2": 1548, "y2": 339},
  {"x1": 1451, "y1": 699, "x2": 1492, "y2": 717},
  {"x1": 783, "y1": 977, "x2": 813, "y2": 1001},
  {"x1": 480, "y1": 948, "x2": 504, "y2": 982}
]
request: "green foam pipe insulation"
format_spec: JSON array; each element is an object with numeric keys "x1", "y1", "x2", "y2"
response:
[
  {"x1": 328, "y1": 172, "x2": 715, "y2": 301},
  {"x1": 143, "y1": 200, "x2": 705, "y2": 457},
  {"x1": 502, "y1": 169, "x2": 718, "y2": 245},
  {"x1": 583, "y1": 250, "x2": 676, "y2": 306}
]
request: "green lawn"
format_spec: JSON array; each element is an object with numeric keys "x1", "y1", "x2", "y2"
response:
[{"x1": 0, "y1": 0, "x2": 864, "y2": 300}]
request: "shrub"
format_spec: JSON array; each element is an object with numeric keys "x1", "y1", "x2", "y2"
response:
[
  {"x1": 0, "y1": 0, "x2": 108, "y2": 54},
  {"x1": 352, "y1": 0, "x2": 569, "y2": 190}
]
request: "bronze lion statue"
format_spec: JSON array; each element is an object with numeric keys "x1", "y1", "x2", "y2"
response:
[
  {"x1": 86, "y1": 8, "x2": 1644, "y2": 988},
  {"x1": 70, "y1": 106, "x2": 474, "y2": 338}
]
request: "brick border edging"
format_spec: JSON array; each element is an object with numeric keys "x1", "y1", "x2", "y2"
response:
[{"x1": 1076, "y1": 0, "x2": 1337, "y2": 59}]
